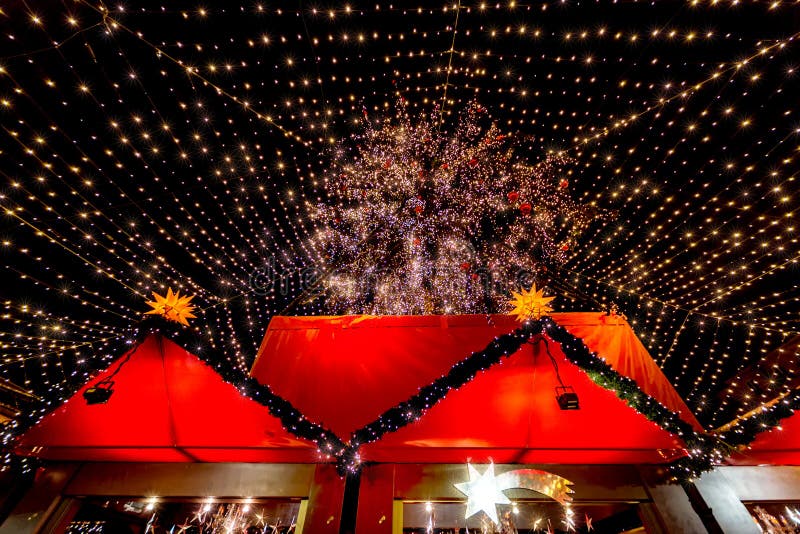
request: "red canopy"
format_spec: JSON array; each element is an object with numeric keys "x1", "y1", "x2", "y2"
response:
[
  {"x1": 15, "y1": 334, "x2": 318, "y2": 463},
  {"x1": 726, "y1": 406, "x2": 800, "y2": 466},
  {"x1": 252, "y1": 313, "x2": 700, "y2": 463}
]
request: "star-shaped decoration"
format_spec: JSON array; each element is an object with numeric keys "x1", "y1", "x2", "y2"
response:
[
  {"x1": 144, "y1": 513, "x2": 158, "y2": 534},
  {"x1": 254, "y1": 510, "x2": 266, "y2": 527},
  {"x1": 144, "y1": 288, "x2": 197, "y2": 326},
  {"x1": 508, "y1": 283, "x2": 555, "y2": 322},
  {"x1": 453, "y1": 463, "x2": 511, "y2": 524},
  {"x1": 192, "y1": 508, "x2": 207, "y2": 524}
]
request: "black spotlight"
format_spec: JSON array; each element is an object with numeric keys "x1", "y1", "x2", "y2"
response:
[
  {"x1": 83, "y1": 380, "x2": 114, "y2": 405},
  {"x1": 555, "y1": 385, "x2": 580, "y2": 410}
]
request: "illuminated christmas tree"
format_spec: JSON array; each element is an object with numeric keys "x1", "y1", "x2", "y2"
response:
[{"x1": 310, "y1": 101, "x2": 601, "y2": 315}]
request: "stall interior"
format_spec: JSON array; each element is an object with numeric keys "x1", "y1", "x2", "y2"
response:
[
  {"x1": 62, "y1": 497, "x2": 302, "y2": 534},
  {"x1": 402, "y1": 500, "x2": 645, "y2": 533}
]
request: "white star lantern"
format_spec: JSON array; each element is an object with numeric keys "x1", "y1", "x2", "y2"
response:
[
  {"x1": 453, "y1": 463, "x2": 511, "y2": 524},
  {"x1": 453, "y1": 463, "x2": 575, "y2": 525}
]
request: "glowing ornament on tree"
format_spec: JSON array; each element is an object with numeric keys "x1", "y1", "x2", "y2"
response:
[
  {"x1": 453, "y1": 463, "x2": 574, "y2": 525},
  {"x1": 144, "y1": 288, "x2": 197, "y2": 326},
  {"x1": 509, "y1": 284, "x2": 555, "y2": 321}
]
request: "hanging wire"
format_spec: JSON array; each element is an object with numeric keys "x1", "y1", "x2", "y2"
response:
[
  {"x1": 89, "y1": 345, "x2": 134, "y2": 389},
  {"x1": 529, "y1": 335, "x2": 567, "y2": 389}
]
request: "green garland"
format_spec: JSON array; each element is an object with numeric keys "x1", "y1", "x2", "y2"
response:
[
  {"x1": 541, "y1": 318, "x2": 724, "y2": 480},
  {"x1": 12, "y1": 314, "x2": 790, "y2": 484},
  {"x1": 4, "y1": 317, "x2": 347, "y2": 474},
  {"x1": 341, "y1": 316, "x2": 724, "y2": 481},
  {"x1": 716, "y1": 389, "x2": 800, "y2": 450}
]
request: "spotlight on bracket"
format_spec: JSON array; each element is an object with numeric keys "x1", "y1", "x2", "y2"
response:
[
  {"x1": 83, "y1": 380, "x2": 114, "y2": 405},
  {"x1": 555, "y1": 385, "x2": 580, "y2": 410}
]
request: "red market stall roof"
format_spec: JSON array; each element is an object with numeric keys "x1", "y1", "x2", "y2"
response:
[
  {"x1": 15, "y1": 334, "x2": 319, "y2": 463},
  {"x1": 252, "y1": 313, "x2": 702, "y2": 463},
  {"x1": 726, "y1": 403, "x2": 800, "y2": 466}
]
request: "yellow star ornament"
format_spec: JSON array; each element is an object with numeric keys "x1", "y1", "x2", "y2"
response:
[
  {"x1": 509, "y1": 284, "x2": 555, "y2": 322},
  {"x1": 144, "y1": 288, "x2": 197, "y2": 326}
]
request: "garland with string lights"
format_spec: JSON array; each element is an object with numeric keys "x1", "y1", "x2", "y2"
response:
[
  {"x1": 5, "y1": 311, "x2": 723, "y2": 482},
  {"x1": 715, "y1": 388, "x2": 800, "y2": 451},
  {"x1": 339, "y1": 319, "x2": 539, "y2": 473},
  {"x1": 132, "y1": 317, "x2": 348, "y2": 458},
  {"x1": 541, "y1": 318, "x2": 724, "y2": 480},
  {"x1": 338, "y1": 315, "x2": 724, "y2": 482},
  {"x1": 2, "y1": 316, "x2": 347, "y2": 474},
  {"x1": 6, "y1": 290, "x2": 781, "y2": 483}
]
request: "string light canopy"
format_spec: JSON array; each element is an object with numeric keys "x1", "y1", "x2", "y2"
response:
[{"x1": 0, "y1": 0, "x2": 798, "y2": 470}]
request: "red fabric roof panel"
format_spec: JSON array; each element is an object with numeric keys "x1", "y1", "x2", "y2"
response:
[
  {"x1": 15, "y1": 335, "x2": 319, "y2": 463},
  {"x1": 360, "y1": 338, "x2": 686, "y2": 464},
  {"x1": 251, "y1": 313, "x2": 700, "y2": 460}
]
